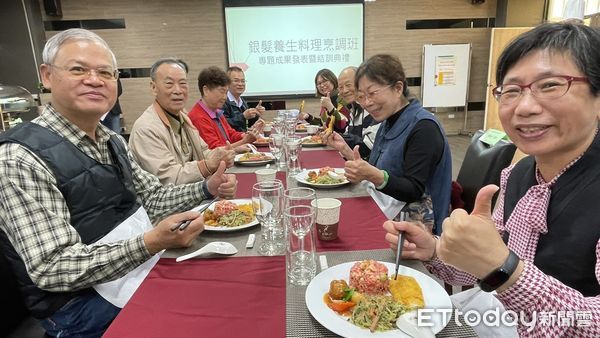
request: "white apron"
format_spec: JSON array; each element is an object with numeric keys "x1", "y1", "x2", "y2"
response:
[
  {"x1": 92, "y1": 206, "x2": 161, "y2": 308},
  {"x1": 363, "y1": 181, "x2": 405, "y2": 220}
]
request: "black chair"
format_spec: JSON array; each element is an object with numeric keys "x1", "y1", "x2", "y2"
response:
[
  {"x1": 456, "y1": 130, "x2": 517, "y2": 213},
  {"x1": 445, "y1": 130, "x2": 517, "y2": 294}
]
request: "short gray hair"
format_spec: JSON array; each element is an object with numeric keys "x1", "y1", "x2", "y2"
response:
[
  {"x1": 150, "y1": 58, "x2": 189, "y2": 81},
  {"x1": 42, "y1": 28, "x2": 117, "y2": 68}
]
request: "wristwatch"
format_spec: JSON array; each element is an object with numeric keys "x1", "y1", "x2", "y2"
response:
[{"x1": 478, "y1": 250, "x2": 520, "y2": 292}]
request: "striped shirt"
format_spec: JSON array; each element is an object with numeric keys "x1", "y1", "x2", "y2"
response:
[{"x1": 0, "y1": 105, "x2": 207, "y2": 292}]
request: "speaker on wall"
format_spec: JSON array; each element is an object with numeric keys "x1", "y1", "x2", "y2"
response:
[{"x1": 44, "y1": 0, "x2": 63, "y2": 17}]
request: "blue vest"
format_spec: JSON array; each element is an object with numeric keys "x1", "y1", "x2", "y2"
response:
[
  {"x1": 0, "y1": 122, "x2": 140, "y2": 318},
  {"x1": 369, "y1": 100, "x2": 452, "y2": 234}
]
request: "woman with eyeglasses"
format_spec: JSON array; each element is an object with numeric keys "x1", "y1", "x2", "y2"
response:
[
  {"x1": 323, "y1": 54, "x2": 452, "y2": 235},
  {"x1": 383, "y1": 22, "x2": 600, "y2": 337},
  {"x1": 299, "y1": 68, "x2": 348, "y2": 132}
]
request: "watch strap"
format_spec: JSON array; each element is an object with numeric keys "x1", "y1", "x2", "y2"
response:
[{"x1": 478, "y1": 249, "x2": 520, "y2": 292}]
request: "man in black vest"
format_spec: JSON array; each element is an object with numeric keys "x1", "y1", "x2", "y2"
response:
[{"x1": 0, "y1": 28, "x2": 237, "y2": 337}]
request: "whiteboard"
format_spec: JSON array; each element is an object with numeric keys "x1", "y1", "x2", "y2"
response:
[{"x1": 421, "y1": 43, "x2": 471, "y2": 108}]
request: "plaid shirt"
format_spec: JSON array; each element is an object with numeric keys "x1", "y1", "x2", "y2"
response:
[
  {"x1": 0, "y1": 105, "x2": 207, "y2": 292},
  {"x1": 426, "y1": 156, "x2": 599, "y2": 337}
]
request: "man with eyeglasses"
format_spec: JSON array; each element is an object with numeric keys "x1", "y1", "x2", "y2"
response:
[
  {"x1": 222, "y1": 66, "x2": 265, "y2": 132},
  {"x1": 128, "y1": 58, "x2": 236, "y2": 185},
  {"x1": 0, "y1": 28, "x2": 233, "y2": 337}
]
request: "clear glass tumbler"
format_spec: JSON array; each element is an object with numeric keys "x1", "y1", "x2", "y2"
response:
[{"x1": 252, "y1": 179, "x2": 285, "y2": 256}]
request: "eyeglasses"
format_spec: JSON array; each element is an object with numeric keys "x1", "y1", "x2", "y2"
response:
[
  {"x1": 492, "y1": 75, "x2": 588, "y2": 106},
  {"x1": 316, "y1": 80, "x2": 330, "y2": 87},
  {"x1": 356, "y1": 85, "x2": 393, "y2": 104},
  {"x1": 232, "y1": 79, "x2": 247, "y2": 84},
  {"x1": 49, "y1": 64, "x2": 119, "y2": 81}
]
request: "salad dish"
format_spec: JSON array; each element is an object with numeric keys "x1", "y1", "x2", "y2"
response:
[
  {"x1": 234, "y1": 152, "x2": 275, "y2": 166},
  {"x1": 202, "y1": 199, "x2": 259, "y2": 232},
  {"x1": 295, "y1": 167, "x2": 349, "y2": 188},
  {"x1": 305, "y1": 260, "x2": 452, "y2": 337},
  {"x1": 301, "y1": 135, "x2": 325, "y2": 147}
]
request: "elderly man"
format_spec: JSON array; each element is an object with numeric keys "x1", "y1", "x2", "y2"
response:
[
  {"x1": 0, "y1": 29, "x2": 235, "y2": 337},
  {"x1": 329, "y1": 66, "x2": 378, "y2": 159},
  {"x1": 128, "y1": 58, "x2": 235, "y2": 185},
  {"x1": 222, "y1": 66, "x2": 265, "y2": 132}
]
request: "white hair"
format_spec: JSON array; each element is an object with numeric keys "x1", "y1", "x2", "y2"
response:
[{"x1": 42, "y1": 28, "x2": 117, "y2": 68}]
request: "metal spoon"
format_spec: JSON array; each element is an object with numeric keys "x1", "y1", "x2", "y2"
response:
[{"x1": 175, "y1": 242, "x2": 238, "y2": 262}]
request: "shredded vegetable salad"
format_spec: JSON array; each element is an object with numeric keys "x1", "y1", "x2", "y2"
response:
[{"x1": 203, "y1": 201, "x2": 254, "y2": 227}]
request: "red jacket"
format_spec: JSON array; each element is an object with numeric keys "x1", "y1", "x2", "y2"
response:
[{"x1": 188, "y1": 101, "x2": 244, "y2": 149}]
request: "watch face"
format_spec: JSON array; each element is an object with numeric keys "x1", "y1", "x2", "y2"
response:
[{"x1": 479, "y1": 269, "x2": 510, "y2": 292}]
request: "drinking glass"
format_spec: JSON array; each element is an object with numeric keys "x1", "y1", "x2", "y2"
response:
[
  {"x1": 269, "y1": 134, "x2": 285, "y2": 170},
  {"x1": 252, "y1": 179, "x2": 285, "y2": 256},
  {"x1": 285, "y1": 136, "x2": 302, "y2": 176},
  {"x1": 285, "y1": 204, "x2": 317, "y2": 285}
]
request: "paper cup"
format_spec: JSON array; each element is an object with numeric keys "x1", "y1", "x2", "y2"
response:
[
  {"x1": 306, "y1": 125, "x2": 319, "y2": 135},
  {"x1": 311, "y1": 198, "x2": 341, "y2": 241},
  {"x1": 256, "y1": 168, "x2": 277, "y2": 182},
  {"x1": 263, "y1": 124, "x2": 272, "y2": 136}
]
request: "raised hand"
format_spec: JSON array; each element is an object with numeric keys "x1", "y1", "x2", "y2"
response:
[
  {"x1": 320, "y1": 91, "x2": 335, "y2": 112},
  {"x1": 205, "y1": 146, "x2": 235, "y2": 171},
  {"x1": 437, "y1": 184, "x2": 510, "y2": 279},
  {"x1": 344, "y1": 145, "x2": 377, "y2": 183},
  {"x1": 255, "y1": 100, "x2": 265, "y2": 116},
  {"x1": 206, "y1": 161, "x2": 237, "y2": 199}
]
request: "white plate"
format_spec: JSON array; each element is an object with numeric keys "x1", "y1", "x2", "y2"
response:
[
  {"x1": 295, "y1": 168, "x2": 349, "y2": 188},
  {"x1": 201, "y1": 199, "x2": 259, "y2": 232},
  {"x1": 234, "y1": 152, "x2": 275, "y2": 166},
  {"x1": 305, "y1": 261, "x2": 452, "y2": 338}
]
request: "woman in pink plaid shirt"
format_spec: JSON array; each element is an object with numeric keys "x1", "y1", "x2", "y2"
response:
[{"x1": 384, "y1": 22, "x2": 600, "y2": 337}]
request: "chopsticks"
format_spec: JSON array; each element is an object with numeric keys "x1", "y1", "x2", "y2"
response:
[
  {"x1": 393, "y1": 211, "x2": 407, "y2": 280},
  {"x1": 170, "y1": 198, "x2": 216, "y2": 231}
]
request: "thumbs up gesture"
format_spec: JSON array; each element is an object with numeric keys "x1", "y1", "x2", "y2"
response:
[
  {"x1": 344, "y1": 145, "x2": 377, "y2": 183},
  {"x1": 206, "y1": 161, "x2": 237, "y2": 199},
  {"x1": 320, "y1": 92, "x2": 335, "y2": 112},
  {"x1": 437, "y1": 184, "x2": 512, "y2": 279}
]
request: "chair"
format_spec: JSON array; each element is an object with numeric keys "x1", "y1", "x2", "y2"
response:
[
  {"x1": 455, "y1": 130, "x2": 517, "y2": 213},
  {"x1": 445, "y1": 130, "x2": 517, "y2": 294}
]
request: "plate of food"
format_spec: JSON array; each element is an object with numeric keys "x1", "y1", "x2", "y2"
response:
[
  {"x1": 301, "y1": 135, "x2": 325, "y2": 148},
  {"x1": 202, "y1": 199, "x2": 258, "y2": 232},
  {"x1": 295, "y1": 167, "x2": 349, "y2": 188},
  {"x1": 305, "y1": 260, "x2": 452, "y2": 338},
  {"x1": 234, "y1": 152, "x2": 275, "y2": 166},
  {"x1": 253, "y1": 136, "x2": 271, "y2": 147},
  {"x1": 295, "y1": 123, "x2": 308, "y2": 132}
]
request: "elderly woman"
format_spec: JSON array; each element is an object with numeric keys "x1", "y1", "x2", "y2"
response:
[
  {"x1": 188, "y1": 66, "x2": 262, "y2": 152},
  {"x1": 300, "y1": 68, "x2": 348, "y2": 132},
  {"x1": 324, "y1": 54, "x2": 452, "y2": 235},
  {"x1": 384, "y1": 22, "x2": 600, "y2": 337}
]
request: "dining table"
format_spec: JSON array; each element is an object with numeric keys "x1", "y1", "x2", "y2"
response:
[{"x1": 103, "y1": 137, "x2": 477, "y2": 338}]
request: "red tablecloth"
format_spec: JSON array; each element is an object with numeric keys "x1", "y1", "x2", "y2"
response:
[
  {"x1": 316, "y1": 196, "x2": 390, "y2": 252},
  {"x1": 234, "y1": 171, "x2": 287, "y2": 198},
  {"x1": 300, "y1": 149, "x2": 345, "y2": 169},
  {"x1": 104, "y1": 256, "x2": 286, "y2": 338}
]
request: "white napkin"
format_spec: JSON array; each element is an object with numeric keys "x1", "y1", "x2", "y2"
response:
[{"x1": 451, "y1": 287, "x2": 518, "y2": 337}]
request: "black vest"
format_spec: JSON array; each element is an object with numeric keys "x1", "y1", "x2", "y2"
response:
[
  {"x1": 0, "y1": 122, "x2": 140, "y2": 318},
  {"x1": 504, "y1": 134, "x2": 600, "y2": 297}
]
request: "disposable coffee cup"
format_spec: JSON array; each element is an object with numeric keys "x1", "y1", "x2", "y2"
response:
[
  {"x1": 311, "y1": 198, "x2": 341, "y2": 241},
  {"x1": 263, "y1": 124, "x2": 272, "y2": 136},
  {"x1": 256, "y1": 168, "x2": 277, "y2": 182}
]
